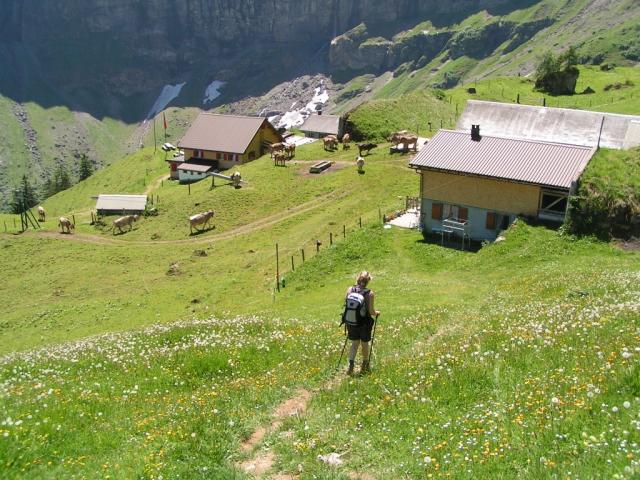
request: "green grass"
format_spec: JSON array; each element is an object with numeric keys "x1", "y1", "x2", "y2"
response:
[
  {"x1": 347, "y1": 90, "x2": 456, "y2": 140},
  {"x1": 441, "y1": 65, "x2": 640, "y2": 115},
  {"x1": 1, "y1": 218, "x2": 638, "y2": 479}
]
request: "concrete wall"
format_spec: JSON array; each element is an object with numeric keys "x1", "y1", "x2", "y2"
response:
[
  {"x1": 420, "y1": 198, "x2": 517, "y2": 240},
  {"x1": 422, "y1": 170, "x2": 541, "y2": 216},
  {"x1": 178, "y1": 169, "x2": 208, "y2": 184}
]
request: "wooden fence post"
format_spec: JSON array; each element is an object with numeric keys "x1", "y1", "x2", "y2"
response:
[
  {"x1": 72, "y1": 214, "x2": 76, "y2": 226},
  {"x1": 359, "y1": 217, "x2": 362, "y2": 228},
  {"x1": 291, "y1": 256, "x2": 295, "y2": 271},
  {"x1": 275, "y1": 243, "x2": 280, "y2": 292},
  {"x1": 3, "y1": 221, "x2": 6, "y2": 232},
  {"x1": 188, "y1": 184, "x2": 191, "y2": 195},
  {"x1": 316, "y1": 240, "x2": 321, "y2": 253},
  {"x1": 301, "y1": 248, "x2": 305, "y2": 262},
  {"x1": 330, "y1": 232, "x2": 333, "y2": 246},
  {"x1": 343, "y1": 225, "x2": 346, "y2": 238}
]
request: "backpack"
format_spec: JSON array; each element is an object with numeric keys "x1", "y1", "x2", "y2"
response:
[{"x1": 342, "y1": 287, "x2": 369, "y2": 326}]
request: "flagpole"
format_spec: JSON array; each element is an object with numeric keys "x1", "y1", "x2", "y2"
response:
[
  {"x1": 153, "y1": 114, "x2": 157, "y2": 153},
  {"x1": 163, "y1": 112, "x2": 167, "y2": 143}
]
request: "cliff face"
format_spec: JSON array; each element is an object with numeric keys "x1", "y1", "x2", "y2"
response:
[{"x1": 0, "y1": 0, "x2": 529, "y2": 119}]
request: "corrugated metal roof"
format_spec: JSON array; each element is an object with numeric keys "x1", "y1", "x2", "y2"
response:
[
  {"x1": 177, "y1": 162, "x2": 214, "y2": 173},
  {"x1": 178, "y1": 113, "x2": 280, "y2": 153},
  {"x1": 300, "y1": 114, "x2": 340, "y2": 135},
  {"x1": 96, "y1": 195, "x2": 147, "y2": 211},
  {"x1": 457, "y1": 100, "x2": 640, "y2": 150},
  {"x1": 410, "y1": 130, "x2": 596, "y2": 189}
]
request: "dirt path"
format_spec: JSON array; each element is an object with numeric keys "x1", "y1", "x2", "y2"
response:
[
  {"x1": 19, "y1": 190, "x2": 348, "y2": 247},
  {"x1": 144, "y1": 173, "x2": 170, "y2": 195},
  {"x1": 236, "y1": 322, "x2": 455, "y2": 479}
]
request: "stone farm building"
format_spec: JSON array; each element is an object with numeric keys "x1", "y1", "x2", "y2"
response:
[
  {"x1": 410, "y1": 127, "x2": 596, "y2": 241},
  {"x1": 299, "y1": 113, "x2": 345, "y2": 139},
  {"x1": 169, "y1": 113, "x2": 283, "y2": 180}
]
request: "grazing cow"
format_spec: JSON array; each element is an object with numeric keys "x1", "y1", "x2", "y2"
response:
[
  {"x1": 395, "y1": 134, "x2": 419, "y2": 152},
  {"x1": 356, "y1": 156, "x2": 365, "y2": 174},
  {"x1": 357, "y1": 143, "x2": 378, "y2": 156},
  {"x1": 189, "y1": 210, "x2": 214, "y2": 234},
  {"x1": 58, "y1": 217, "x2": 74, "y2": 234},
  {"x1": 342, "y1": 133, "x2": 351, "y2": 150},
  {"x1": 323, "y1": 135, "x2": 338, "y2": 151},
  {"x1": 285, "y1": 143, "x2": 296, "y2": 159},
  {"x1": 273, "y1": 150, "x2": 287, "y2": 166},
  {"x1": 388, "y1": 130, "x2": 409, "y2": 144},
  {"x1": 37, "y1": 206, "x2": 46, "y2": 222},
  {"x1": 112, "y1": 215, "x2": 139, "y2": 234},
  {"x1": 268, "y1": 142, "x2": 286, "y2": 158}
]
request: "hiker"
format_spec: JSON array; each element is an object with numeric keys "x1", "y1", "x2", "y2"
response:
[{"x1": 343, "y1": 271, "x2": 380, "y2": 375}]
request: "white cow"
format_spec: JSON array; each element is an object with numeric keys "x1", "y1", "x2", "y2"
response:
[
  {"x1": 189, "y1": 210, "x2": 214, "y2": 234},
  {"x1": 112, "y1": 215, "x2": 139, "y2": 234},
  {"x1": 58, "y1": 217, "x2": 74, "y2": 234},
  {"x1": 37, "y1": 206, "x2": 46, "y2": 222}
]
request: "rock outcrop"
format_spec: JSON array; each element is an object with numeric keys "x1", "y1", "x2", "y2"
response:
[{"x1": 0, "y1": 0, "x2": 538, "y2": 120}]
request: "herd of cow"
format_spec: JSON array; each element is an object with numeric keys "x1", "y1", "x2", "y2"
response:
[{"x1": 36, "y1": 128, "x2": 420, "y2": 238}]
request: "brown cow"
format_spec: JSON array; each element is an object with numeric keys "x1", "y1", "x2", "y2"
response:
[
  {"x1": 112, "y1": 215, "x2": 139, "y2": 234},
  {"x1": 268, "y1": 142, "x2": 286, "y2": 158},
  {"x1": 189, "y1": 210, "x2": 214, "y2": 234},
  {"x1": 323, "y1": 135, "x2": 338, "y2": 151},
  {"x1": 285, "y1": 143, "x2": 296, "y2": 159},
  {"x1": 342, "y1": 133, "x2": 351, "y2": 150},
  {"x1": 58, "y1": 217, "x2": 74, "y2": 234}
]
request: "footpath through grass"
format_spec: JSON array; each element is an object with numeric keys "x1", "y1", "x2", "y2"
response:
[{"x1": 1, "y1": 221, "x2": 639, "y2": 479}]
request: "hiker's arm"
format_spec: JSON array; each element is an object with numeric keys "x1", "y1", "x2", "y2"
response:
[{"x1": 368, "y1": 291, "x2": 380, "y2": 317}]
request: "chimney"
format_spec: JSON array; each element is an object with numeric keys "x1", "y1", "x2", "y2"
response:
[
  {"x1": 471, "y1": 124, "x2": 481, "y2": 141},
  {"x1": 317, "y1": 110, "x2": 323, "y2": 116}
]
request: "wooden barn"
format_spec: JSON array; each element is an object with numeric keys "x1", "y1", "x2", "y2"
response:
[
  {"x1": 409, "y1": 126, "x2": 596, "y2": 241},
  {"x1": 171, "y1": 113, "x2": 283, "y2": 176},
  {"x1": 299, "y1": 113, "x2": 344, "y2": 139}
]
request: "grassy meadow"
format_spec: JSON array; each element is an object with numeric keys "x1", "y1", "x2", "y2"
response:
[{"x1": 1, "y1": 65, "x2": 639, "y2": 479}]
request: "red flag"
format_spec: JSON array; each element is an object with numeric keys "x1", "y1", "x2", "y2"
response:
[{"x1": 163, "y1": 113, "x2": 167, "y2": 130}]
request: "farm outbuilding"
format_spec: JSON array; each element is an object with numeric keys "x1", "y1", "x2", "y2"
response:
[
  {"x1": 457, "y1": 100, "x2": 640, "y2": 150},
  {"x1": 96, "y1": 195, "x2": 148, "y2": 216},
  {"x1": 177, "y1": 113, "x2": 282, "y2": 173},
  {"x1": 177, "y1": 162, "x2": 215, "y2": 184},
  {"x1": 410, "y1": 127, "x2": 596, "y2": 241},
  {"x1": 299, "y1": 113, "x2": 345, "y2": 139}
]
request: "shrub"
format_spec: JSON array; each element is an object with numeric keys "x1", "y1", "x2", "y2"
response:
[{"x1": 534, "y1": 47, "x2": 580, "y2": 95}]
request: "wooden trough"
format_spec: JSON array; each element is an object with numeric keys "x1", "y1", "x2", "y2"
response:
[{"x1": 309, "y1": 161, "x2": 332, "y2": 174}]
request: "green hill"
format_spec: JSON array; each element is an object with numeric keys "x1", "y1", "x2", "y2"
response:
[{"x1": 1, "y1": 131, "x2": 639, "y2": 478}]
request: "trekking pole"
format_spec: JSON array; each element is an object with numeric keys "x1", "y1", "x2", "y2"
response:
[
  {"x1": 336, "y1": 330, "x2": 349, "y2": 372},
  {"x1": 369, "y1": 313, "x2": 380, "y2": 368}
]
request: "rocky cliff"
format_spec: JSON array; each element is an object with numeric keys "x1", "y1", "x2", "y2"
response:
[{"x1": 0, "y1": 0, "x2": 535, "y2": 120}]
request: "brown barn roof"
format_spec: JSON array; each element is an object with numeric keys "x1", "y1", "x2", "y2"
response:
[
  {"x1": 410, "y1": 130, "x2": 596, "y2": 189},
  {"x1": 179, "y1": 113, "x2": 280, "y2": 154},
  {"x1": 177, "y1": 163, "x2": 214, "y2": 173},
  {"x1": 300, "y1": 114, "x2": 341, "y2": 135}
]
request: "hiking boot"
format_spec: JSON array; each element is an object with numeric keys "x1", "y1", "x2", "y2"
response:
[
  {"x1": 346, "y1": 360, "x2": 355, "y2": 376},
  {"x1": 359, "y1": 360, "x2": 370, "y2": 375}
]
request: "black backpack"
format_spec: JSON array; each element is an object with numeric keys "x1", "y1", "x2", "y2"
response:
[{"x1": 341, "y1": 287, "x2": 369, "y2": 326}]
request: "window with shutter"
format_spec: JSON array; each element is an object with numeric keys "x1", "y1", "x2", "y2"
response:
[
  {"x1": 486, "y1": 212, "x2": 496, "y2": 229},
  {"x1": 458, "y1": 207, "x2": 468, "y2": 222},
  {"x1": 431, "y1": 203, "x2": 443, "y2": 220}
]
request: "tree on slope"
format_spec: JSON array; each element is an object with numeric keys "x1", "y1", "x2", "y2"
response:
[
  {"x1": 78, "y1": 154, "x2": 93, "y2": 181},
  {"x1": 535, "y1": 46, "x2": 580, "y2": 95},
  {"x1": 10, "y1": 175, "x2": 39, "y2": 214}
]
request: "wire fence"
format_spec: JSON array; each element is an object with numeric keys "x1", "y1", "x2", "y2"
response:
[{"x1": 274, "y1": 198, "x2": 421, "y2": 292}]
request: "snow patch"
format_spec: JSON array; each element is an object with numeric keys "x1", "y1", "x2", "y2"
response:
[
  {"x1": 146, "y1": 82, "x2": 186, "y2": 119},
  {"x1": 276, "y1": 82, "x2": 330, "y2": 130},
  {"x1": 203, "y1": 80, "x2": 226, "y2": 105}
]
